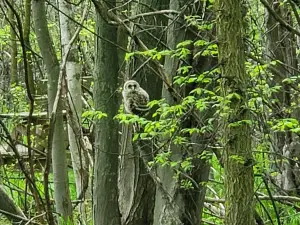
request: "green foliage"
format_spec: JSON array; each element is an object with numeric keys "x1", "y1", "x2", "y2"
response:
[
  {"x1": 119, "y1": 5, "x2": 300, "y2": 224},
  {"x1": 82, "y1": 110, "x2": 107, "y2": 120},
  {"x1": 0, "y1": 24, "x2": 10, "y2": 46},
  {"x1": 1, "y1": 0, "x2": 300, "y2": 224}
]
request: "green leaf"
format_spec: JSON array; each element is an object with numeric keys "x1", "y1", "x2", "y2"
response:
[{"x1": 176, "y1": 40, "x2": 193, "y2": 48}]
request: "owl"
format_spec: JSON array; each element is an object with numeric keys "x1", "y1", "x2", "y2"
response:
[{"x1": 122, "y1": 80, "x2": 150, "y2": 115}]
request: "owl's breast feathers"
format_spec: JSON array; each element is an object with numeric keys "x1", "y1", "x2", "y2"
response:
[{"x1": 128, "y1": 90, "x2": 149, "y2": 115}]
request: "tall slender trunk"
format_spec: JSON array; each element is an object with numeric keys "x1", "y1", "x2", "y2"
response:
[
  {"x1": 8, "y1": 0, "x2": 17, "y2": 85},
  {"x1": 32, "y1": 0, "x2": 72, "y2": 223},
  {"x1": 58, "y1": 0, "x2": 89, "y2": 221},
  {"x1": 265, "y1": 0, "x2": 298, "y2": 193},
  {"x1": 24, "y1": 0, "x2": 35, "y2": 94}
]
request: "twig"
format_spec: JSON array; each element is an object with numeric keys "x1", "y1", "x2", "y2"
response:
[
  {"x1": 122, "y1": 10, "x2": 180, "y2": 22},
  {"x1": 25, "y1": 212, "x2": 46, "y2": 225},
  {"x1": 262, "y1": 175, "x2": 281, "y2": 225}
]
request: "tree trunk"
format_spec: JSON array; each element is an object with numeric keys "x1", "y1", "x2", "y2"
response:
[
  {"x1": 153, "y1": 2, "x2": 185, "y2": 221},
  {"x1": 58, "y1": 0, "x2": 90, "y2": 221},
  {"x1": 8, "y1": 0, "x2": 17, "y2": 85},
  {"x1": 24, "y1": 0, "x2": 35, "y2": 94},
  {"x1": 153, "y1": 1, "x2": 212, "y2": 224},
  {"x1": 92, "y1": 1, "x2": 121, "y2": 224},
  {"x1": 118, "y1": 1, "x2": 168, "y2": 224},
  {"x1": 32, "y1": 0, "x2": 72, "y2": 223},
  {"x1": 216, "y1": 0, "x2": 255, "y2": 224}
]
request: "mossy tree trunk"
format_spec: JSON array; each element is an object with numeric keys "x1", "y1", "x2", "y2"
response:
[{"x1": 216, "y1": 0, "x2": 255, "y2": 224}]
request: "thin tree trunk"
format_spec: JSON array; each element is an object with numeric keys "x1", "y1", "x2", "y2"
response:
[
  {"x1": 32, "y1": 0, "x2": 72, "y2": 223},
  {"x1": 216, "y1": 0, "x2": 255, "y2": 224},
  {"x1": 8, "y1": 0, "x2": 17, "y2": 85},
  {"x1": 92, "y1": 1, "x2": 121, "y2": 224},
  {"x1": 265, "y1": 0, "x2": 289, "y2": 179},
  {"x1": 24, "y1": 0, "x2": 35, "y2": 94},
  {"x1": 58, "y1": 0, "x2": 89, "y2": 222}
]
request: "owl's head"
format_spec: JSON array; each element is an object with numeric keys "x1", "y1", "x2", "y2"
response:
[{"x1": 124, "y1": 80, "x2": 140, "y2": 92}]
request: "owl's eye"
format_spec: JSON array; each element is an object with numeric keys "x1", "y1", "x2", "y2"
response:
[
  {"x1": 133, "y1": 85, "x2": 137, "y2": 88},
  {"x1": 128, "y1": 85, "x2": 132, "y2": 88}
]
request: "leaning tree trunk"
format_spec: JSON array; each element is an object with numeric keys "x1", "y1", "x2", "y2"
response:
[
  {"x1": 216, "y1": 0, "x2": 255, "y2": 224},
  {"x1": 32, "y1": 0, "x2": 72, "y2": 223},
  {"x1": 92, "y1": 1, "x2": 121, "y2": 225}
]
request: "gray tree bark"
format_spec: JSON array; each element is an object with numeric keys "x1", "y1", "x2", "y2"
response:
[
  {"x1": 32, "y1": 0, "x2": 72, "y2": 223},
  {"x1": 58, "y1": 1, "x2": 90, "y2": 221},
  {"x1": 92, "y1": 1, "x2": 121, "y2": 224},
  {"x1": 153, "y1": 1, "x2": 211, "y2": 225}
]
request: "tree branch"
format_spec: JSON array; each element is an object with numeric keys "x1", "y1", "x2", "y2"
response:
[{"x1": 260, "y1": 0, "x2": 300, "y2": 37}]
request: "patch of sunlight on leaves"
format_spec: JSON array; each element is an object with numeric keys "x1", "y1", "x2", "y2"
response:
[
  {"x1": 271, "y1": 118, "x2": 299, "y2": 132},
  {"x1": 177, "y1": 65, "x2": 192, "y2": 75},
  {"x1": 155, "y1": 151, "x2": 171, "y2": 167},
  {"x1": 82, "y1": 110, "x2": 107, "y2": 120},
  {"x1": 173, "y1": 47, "x2": 191, "y2": 59},
  {"x1": 180, "y1": 157, "x2": 194, "y2": 172},
  {"x1": 176, "y1": 40, "x2": 193, "y2": 48},
  {"x1": 228, "y1": 120, "x2": 253, "y2": 128}
]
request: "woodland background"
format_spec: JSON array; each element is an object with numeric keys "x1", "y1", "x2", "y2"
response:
[{"x1": 0, "y1": 0, "x2": 300, "y2": 225}]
